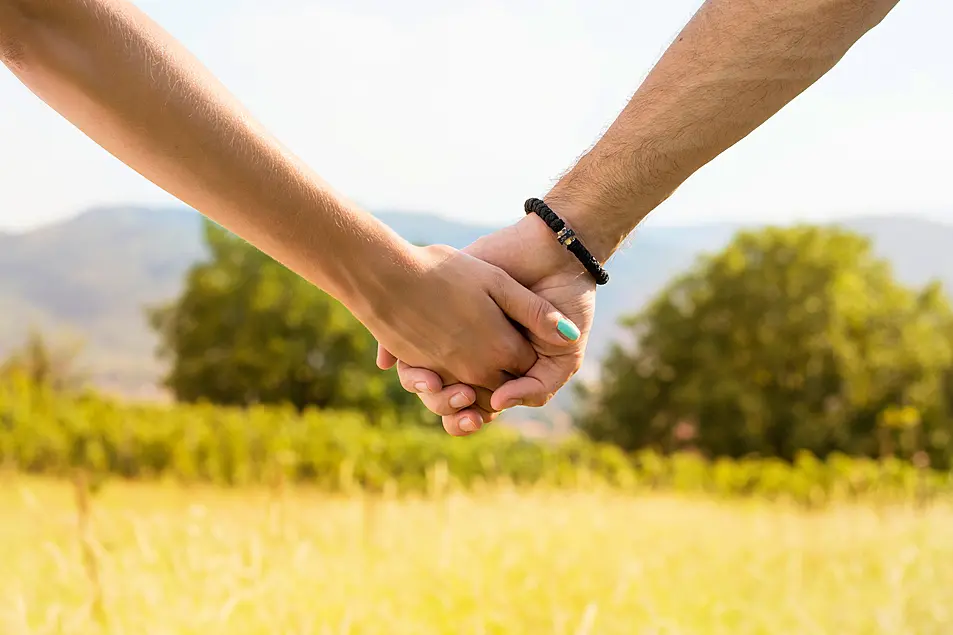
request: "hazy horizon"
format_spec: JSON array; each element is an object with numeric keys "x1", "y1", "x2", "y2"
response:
[{"x1": 3, "y1": 202, "x2": 953, "y2": 238}]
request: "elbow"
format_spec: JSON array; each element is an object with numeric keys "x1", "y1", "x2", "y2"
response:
[
  {"x1": 0, "y1": 1, "x2": 28, "y2": 71},
  {"x1": 0, "y1": 35, "x2": 25, "y2": 71},
  {"x1": 1, "y1": 1, "x2": 105, "y2": 73},
  {"x1": 859, "y1": 0, "x2": 903, "y2": 32}
]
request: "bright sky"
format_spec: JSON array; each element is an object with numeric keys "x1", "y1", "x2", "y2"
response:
[{"x1": 1, "y1": 0, "x2": 950, "y2": 232}]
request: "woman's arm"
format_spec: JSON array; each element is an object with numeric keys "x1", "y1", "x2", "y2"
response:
[
  {"x1": 0, "y1": 0, "x2": 578, "y2": 393},
  {"x1": 2, "y1": 0, "x2": 398, "y2": 308}
]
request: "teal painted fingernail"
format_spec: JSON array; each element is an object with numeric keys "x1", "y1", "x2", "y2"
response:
[{"x1": 557, "y1": 317, "x2": 580, "y2": 341}]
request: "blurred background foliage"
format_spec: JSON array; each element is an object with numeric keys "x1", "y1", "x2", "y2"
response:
[
  {"x1": 4, "y1": 221, "x2": 953, "y2": 503},
  {"x1": 148, "y1": 222, "x2": 428, "y2": 424},
  {"x1": 578, "y1": 226, "x2": 953, "y2": 469}
]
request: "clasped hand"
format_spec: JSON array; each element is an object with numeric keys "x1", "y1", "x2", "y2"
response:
[{"x1": 372, "y1": 213, "x2": 596, "y2": 435}]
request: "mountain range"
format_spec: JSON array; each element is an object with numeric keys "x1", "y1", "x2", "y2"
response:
[{"x1": 2, "y1": 207, "x2": 952, "y2": 401}]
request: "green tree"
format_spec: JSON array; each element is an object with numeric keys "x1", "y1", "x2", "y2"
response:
[
  {"x1": 580, "y1": 225, "x2": 953, "y2": 465},
  {"x1": 150, "y1": 221, "x2": 428, "y2": 423}
]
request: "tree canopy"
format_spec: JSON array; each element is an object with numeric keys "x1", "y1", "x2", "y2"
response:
[
  {"x1": 580, "y1": 225, "x2": 953, "y2": 466},
  {"x1": 151, "y1": 222, "x2": 427, "y2": 424}
]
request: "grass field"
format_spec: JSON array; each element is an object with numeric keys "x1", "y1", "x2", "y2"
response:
[{"x1": 2, "y1": 478, "x2": 953, "y2": 635}]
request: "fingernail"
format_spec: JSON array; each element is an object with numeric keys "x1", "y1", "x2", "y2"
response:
[
  {"x1": 557, "y1": 316, "x2": 580, "y2": 341},
  {"x1": 449, "y1": 392, "x2": 471, "y2": 409},
  {"x1": 414, "y1": 382, "x2": 431, "y2": 394},
  {"x1": 460, "y1": 416, "x2": 480, "y2": 433},
  {"x1": 502, "y1": 398, "x2": 523, "y2": 410}
]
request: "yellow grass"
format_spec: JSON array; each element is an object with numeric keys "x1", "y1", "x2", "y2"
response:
[{"x1": 2, "y1": 477, "x2": 953, "y2": 634}]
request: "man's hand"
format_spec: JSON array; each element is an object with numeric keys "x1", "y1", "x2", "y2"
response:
[
  {"x1": 378, "y1": 213, "x2": 596, "y2": 435},
  {"x1": 378, "y1": 0, "x2": 905, "y2": 437}
]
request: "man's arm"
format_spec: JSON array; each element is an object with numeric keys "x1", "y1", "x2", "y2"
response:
[
  {"x1": 391, "y1": 0, "x2": 903, "y2": 429},
  {"x1": 0, "y1": 0, "x2": 579, "y2": 393},
  {"x1": 549, "y1": 0, "x2": 901, "y2": 261}
]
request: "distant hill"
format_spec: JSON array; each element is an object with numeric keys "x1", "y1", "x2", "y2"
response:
[
  {"x1": 2, "y1": 206, "x2": 952, "y2": 402},
  {"x1": 0, "y1": 207, "x2": 206, "y2": 394}
]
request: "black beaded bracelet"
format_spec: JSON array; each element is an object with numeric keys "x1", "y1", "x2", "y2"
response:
[{"x1": 524, "y1": 198, "x2": 609, "y2": 286}]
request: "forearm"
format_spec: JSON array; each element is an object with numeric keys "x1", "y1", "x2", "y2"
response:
[
  {"x1": 0, "y1": 0, "x2": 408, "y2": 318},
  {"x1": 549, "y1": 0, "x2": 901, "y2": 261}
]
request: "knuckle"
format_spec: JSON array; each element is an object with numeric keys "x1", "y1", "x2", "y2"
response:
[
  {"x1": 0, "y1": 36, "x2": 24, "y2": 71},
  {"x1": 535, "y1": 391, "x2": 556, "y2": 407},
  {"x1": 568, "y1": 355, "x2": 585, "y2": 379},
  {"x1": 398, "y1": 373, "x2": 417, "y2": 392},
  {"x1": 529, "y1": 297, "x2": 548, "y2": 327},
  {"x1": 487, "y1": 266, "x2": 508, "y2": 293}
]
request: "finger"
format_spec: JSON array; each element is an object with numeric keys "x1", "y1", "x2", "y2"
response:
[
  {"x1": 396, "y1": 360, "x2": 443, "y2": 395},
  {"x1": 442, "y1": 409, "x2": 484, "y2": 436},
  {"x1": 490, "y1": 355, "x2": 577, "y2": 410},
  {"x1": 396, "y1": 361, "x2": 478, "y2": 415},
  {"x1": 441, "y1": 408, "x2": 499, "y2": 436},
  {"x1": 419, "y1": 385, "x2": 477, "y2": 416},
  {"x1": 376, "y1": 344, "x2": 398, "y2": 370},
  {"x1": 486, "y1": 272, "x2": 581, "y2": 348}
]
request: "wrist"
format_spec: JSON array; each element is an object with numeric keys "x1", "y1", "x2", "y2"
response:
[
  {"x1": 329, "y1": 226, "x2": 423, "y2": 326},
  {"x1": 540, "y1": 188, "x2": 624, "y2": 266},
  {"x1": 508, "y1": 193, "x2": 621, "y2": 286},
  {"x1": 510, "y1": 213, "x2": 588, "y2": 282},
  {"x1": 544, "y1": 140, "x2": 684, "y2": 262}
]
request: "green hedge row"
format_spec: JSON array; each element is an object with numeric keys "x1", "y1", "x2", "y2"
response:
[{"x1": 2, "y1": 376, "x2": 951, "y2": 504}]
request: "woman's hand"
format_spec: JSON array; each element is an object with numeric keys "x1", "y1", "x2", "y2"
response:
[
  {"x1": 362, "y1": 242, "x2": 581, "y2": 426},
  {"x1": 378, "y1": 214, "x2": 596, "y2": 435}
]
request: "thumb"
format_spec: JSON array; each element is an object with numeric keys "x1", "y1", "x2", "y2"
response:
[
  {"x1": 376, "y1": 343, "x2": 398, "y2": 370},
  {"x1": 490, "y1": 354, "x2": 576, "y2": 410},
  {"x1": 487, "y1": 273, "x2": 580, "y2": 348}
]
